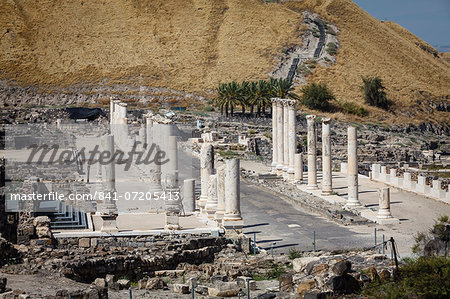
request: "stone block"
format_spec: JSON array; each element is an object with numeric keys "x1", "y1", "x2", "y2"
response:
[
  {"x1": 33, "y1": 216, "x2": 50, "y2": 227},
  {"x1": 211, "y1": 275, "x2": 228, "y2": 284},
  {"x1": 117, "y1": 279, "x2": 131, "y2": 290},
  {"x1": 35, "y1": 227, "x2": 51, "y2": 238},
  {"x1": 78, "y1": 238, "x2": 91, "y2": 248},
  {"x1": 208, "y1": 281, "x2": 239, "y2": 297},
  {"x1": 146, "y1": 278, "x2": 167, "y2": 290},
  {"x1": 331, "y1": 260, "x2": 351, "y2": 276},
  {"x1": 293, "y1": 257, "x2": 320, "y2": 273},
  {"x1": 173, "y1": 284, "x2": 190, "y2": 294},
  {"x1": 93, "y1": 278, "x2": 106, "y2": 288}
]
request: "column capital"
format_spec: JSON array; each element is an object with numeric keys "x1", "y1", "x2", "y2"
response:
[
  {"x1": 322, "y1": 117, "x2": 331, "y2": 124},
  {"x1": 286, "y1": 99, "x2": 297, "y2": 107},
  {"x1": 306, "y1": 114, "x2": 316, "y2": 121}
]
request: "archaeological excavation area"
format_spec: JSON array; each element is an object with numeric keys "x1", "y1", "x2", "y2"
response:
[{"x1": 0, "y1": 99, "x2": 449, "y2": 298}]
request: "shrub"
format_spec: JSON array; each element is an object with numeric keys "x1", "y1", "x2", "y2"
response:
[
  {"x1": 203, "y1": 105, "x2": 215, "y2": 112},
  {"x1": 339, "y1": 101, "x2": 368, "y2": 117},
  {"x1": 300, "y1": 83, "x2": 335, "y2": 111},
  {"x1": 288, "y1": 248, "x2": 302, "y2": 260},
  {"x1": 362, "y1": 256, "x2": 450, "y2": 298},
  {"x1": 326, "y1": 42, "x2": 337, "y2": 55},
  {"x1": 361, "y1": 76, "x2": 391, "y2": 110}
]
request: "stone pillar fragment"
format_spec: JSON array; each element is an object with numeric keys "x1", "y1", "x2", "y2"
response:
[
  {"x1": 306, "y1": 115, "x2": 318, "y2": 190},
  {"x1": 294, "y1": 153, "x2": 303, "y2": 183},
  {"x1": 146, "y1": 117, "x2": 153, "y2": 149},
  {"x1": 271, "y1": 98, "x2": 278, "y2": 172},
  {"x1": 287, "y1": 100, "x2": 296, "y2": 180},
  {"x1": 167, "y1": 136, "x2": 179, "y2": 187},
  {"x1": 205, "y1": 174, "x2": 218, "y2": 219},
  {"x1": 215, "y1": 165, "x2": 226, "y2": 220},
  {"x1": 199, "y1": 144, "x2": 214, "y2": 212},
  {"x1": 182, "y1": 179, "x2": 196, "y2": 213},
  {"x1": 377, "y1": 187, "x2": 393, "y2": 219},
  {"x1": 402, "y1": 172, "x2": 413, "y2": 190},
  {"x1": 371, "y1": 164, "x2": 381, "y2": 180},
  {"x1": 276, "y1": 100, "x2": 284, "y2": 173},
  {"x1": 98, "y1": 134, "x2": 118, "y2": 232},
  {"x1": 321, "y1": 118, "x2": 332, "y2": 195},
  {"x1": 346, "y1": 126, "x2": 361, "y2": 206},
  {"x1": 223, "y1": 159, "x2": 243, "y2": 230},
  {"x1": 147, "y1": 145, "x2": 164, "y2": 213},
  {"x1": 416, "y1": 175, "x2": 426, "y2": 193}
]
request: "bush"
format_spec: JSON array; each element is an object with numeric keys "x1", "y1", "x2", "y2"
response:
[
  {"x1": 362, "y1": 256, "x2": 450, "y2": 298},
  {"x1": 300, "y1": 83, "x2": 335, "y2": 111},
  {"x1": 288, "y1": 248, "x2": 302, "y2": 260},
  {"x1": 361, "y1": 76, "x2": 391, "y2": 110},
  {"x1": 203, "y1": 105, "x2": 215, "y2": 112},
  {"x1": 339, "y1": 101, "x2": 368, "y2": 117},
  {"x1": 326, "y1": 42, "x2": 337, "y2": 55}
]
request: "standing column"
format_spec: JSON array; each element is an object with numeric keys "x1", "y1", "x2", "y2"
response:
[
  {"x1": 215, "y1": 164, "x2": 226, "y2": 221},
  {"x1": 138, "y1": 126, "x2": 146, "y2": 152},
  {"x1": 147, "y1": 145, "x2": 164, "y2": 213},
  {"x1": 223, "y1": 159, "x2": 243, "y2": 229},
  {"x1": 199, "y1": 143, "x2": 214, "y2": 212},
  {"x1": 306, "y1": 115, "x2": 318, "y2": 190},
  {"x1": 182, "y1": 179, "x2": 195, "y2": 213},
  {"x1": 99, "y1": 134, "x2": 118, "y2": 232},
  {"x1": 145, "y1": 117, "x2": 153, "y2": 149},
  {"x1": 167, "y1": 136, "x2": 179, "y2": 187},
  {"x1": 321, "y1": 118, "x2": 332, "y2": 195},
  {"x1": 276, "y1": 100, "x2": 284, "y2": 173},
  {"x1": 205, "y1": 174, "x2": 218, "y2": 219},
  {"x1": 377, "y1": 187, "x2": 393, "y2": 219},
  {"x1": 347, "y1": 126, "x2": 361, "y2": 206},
  {"x1": 271, "y1": 98, "x2": 278, "y2": 172},
  {"x1": 294, "y1": 153, "x2": 303, "y2": 183},
  {"x1": 283, "y1": 100, "x2": 289, "y2": 176},
  {"x1": 287, "y1": 100, "x2": 297, "y2": 180}
]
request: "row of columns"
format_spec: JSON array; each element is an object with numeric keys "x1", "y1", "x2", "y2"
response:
[
  {"x1": 271, "y1": 100, "x2": 362, "y2": 207},
  {"x1": 198, "y1": 143, "x2": 243, "y2": 229},
  {"x1": 271, "y1": 98, "x2": 297, "y2": 180}
]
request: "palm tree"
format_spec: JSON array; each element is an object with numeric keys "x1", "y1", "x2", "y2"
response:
[
  {"x1": 269, "y1": 78, "x2": 299, "y2": 100},
  {"x1": 215, "y1": 83, "x2": 228, "y2": 116},
  {"x1": 253, "y1": 80, "x2": 271, "y2": 117}
]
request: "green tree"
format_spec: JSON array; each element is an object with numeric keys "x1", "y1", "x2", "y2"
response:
[
  {"x1": 269, "y1": 78, "x2": 299, "y2": 100},
  {"x1": 300, "y1": 82, "x2": 334, "y2": 111},
  {"x1": 361, "y1": 76, "x2": 391, "y2": 110}
]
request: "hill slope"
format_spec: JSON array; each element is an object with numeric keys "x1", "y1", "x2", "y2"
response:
[{"x1": 0, "y1": 0, "x2": 449, "y2": 124}]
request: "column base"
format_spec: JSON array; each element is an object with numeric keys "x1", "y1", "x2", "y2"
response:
[
  {"x1": 307, "y1": 184, "x2": 319, "y2": 190},
  {"x1": 165, "y1": 213, "x2": 180, "y2": 230},
  {"x1": 100, "y1": 214, "x2": 119, "y2": 232},
  {"x1": 321, "y1": 189, "x2": 333, "y2": 196},
  {"x1": 376, "y1": 217, "x2": 399, "y2": 225},
  {"x1": 377, "y1": 209, "x2": 393, "y2": 219},
  {"x1": 345, "y1": 198, "x2": 362, "y2": 207},
  {"x1": 205, "y1": 203, "x2": 218, "y2": 219},
  {"x1": 215, "y1": 210, "x2": 225, "y2": 222}
]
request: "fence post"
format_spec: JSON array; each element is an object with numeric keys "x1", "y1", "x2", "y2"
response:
[
  {"x1": 382, "y1": 234, "x2": 385, "y2": 255},
  {"x1": 313, "y1": 231, "x2": 316, "y2": 252}
]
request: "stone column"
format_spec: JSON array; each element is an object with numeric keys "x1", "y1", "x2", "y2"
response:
[
  {"x1": 306, "y1": 115, "x2": 318, "y2": 190},
  {"x1": 99, "y1": 134, "x2": 118, "y2": 232},
  {"x1": 182, "y1": 179, "x2": 195, "y2": 213},
  {"x1": 287, "y1": 100, "x2": 296, "y2": 180},
  {"x1": 223, "y1": 159, "x2": 243, "y2": 229},
  {"x1": 380, "y1": 166, "x2": 387, "y2": 182},
  {"x1": 377, "y1": 187, "x2": 393, "y2": 219},
  {"x1": 215, "y1": 164, "x2": 226, "y2": 220},
  {"x1": 276, "y1": 99, "x2": 284, "y2": 173},
  {"x1": 205, "y1": 174, "x2": 218, "y2": 219},
  {"x1": 167, "y1": 136, "x2": 179, "y2": 187},
  {"x1": 146, "y1": 117, "x2": 153, "y2": 149},
  {"x1": 294, "y1": 153, "x2": 303, "y2": 183},
  {"x1": 346, "y1": 126, "x2": 361, "y2": 206},
  {"x1": 321, "y1": 118, "x2": 332, "y2": 195},
  {"x1": 138, "y1": 126, "x2": 146, "y2": 152},
  {"x1": 199, "y1": 143, "x2": 214, "y2": 212},
  {"x1": 283, "y1": 100, "x2": 289, "y2": 176},
  {"x1": 147, "y1": 145, "x2": 164, "y2": 213},
  {"x1": 271, "y1": 98, "x2": 278, "y2": 172}
]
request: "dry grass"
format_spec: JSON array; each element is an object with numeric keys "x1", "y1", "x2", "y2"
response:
[
  {"x1": 0, "y1": 0, "x2": 301, "y2": 90},
  {"x1": 0, "y1": 0, "x2": 449, "y2": 124},
  {"x1": 283, "y1": 0, "x2": 450, "y2": 124}
]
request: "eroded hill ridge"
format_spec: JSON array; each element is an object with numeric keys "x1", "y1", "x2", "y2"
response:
[{"x1": 0, "y1": 0, "x2": 449, "y2": 124}]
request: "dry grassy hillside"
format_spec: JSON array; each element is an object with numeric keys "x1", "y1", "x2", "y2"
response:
[
  {"x1": 0, "y1": 0, "x2": 449, "y2": 124},
  {"x1": 283, "y1": 0, "x2": 450, "y2": 123},
  {"x1": 0, "y1": 0, "x2": 301, "y2": 89}
]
